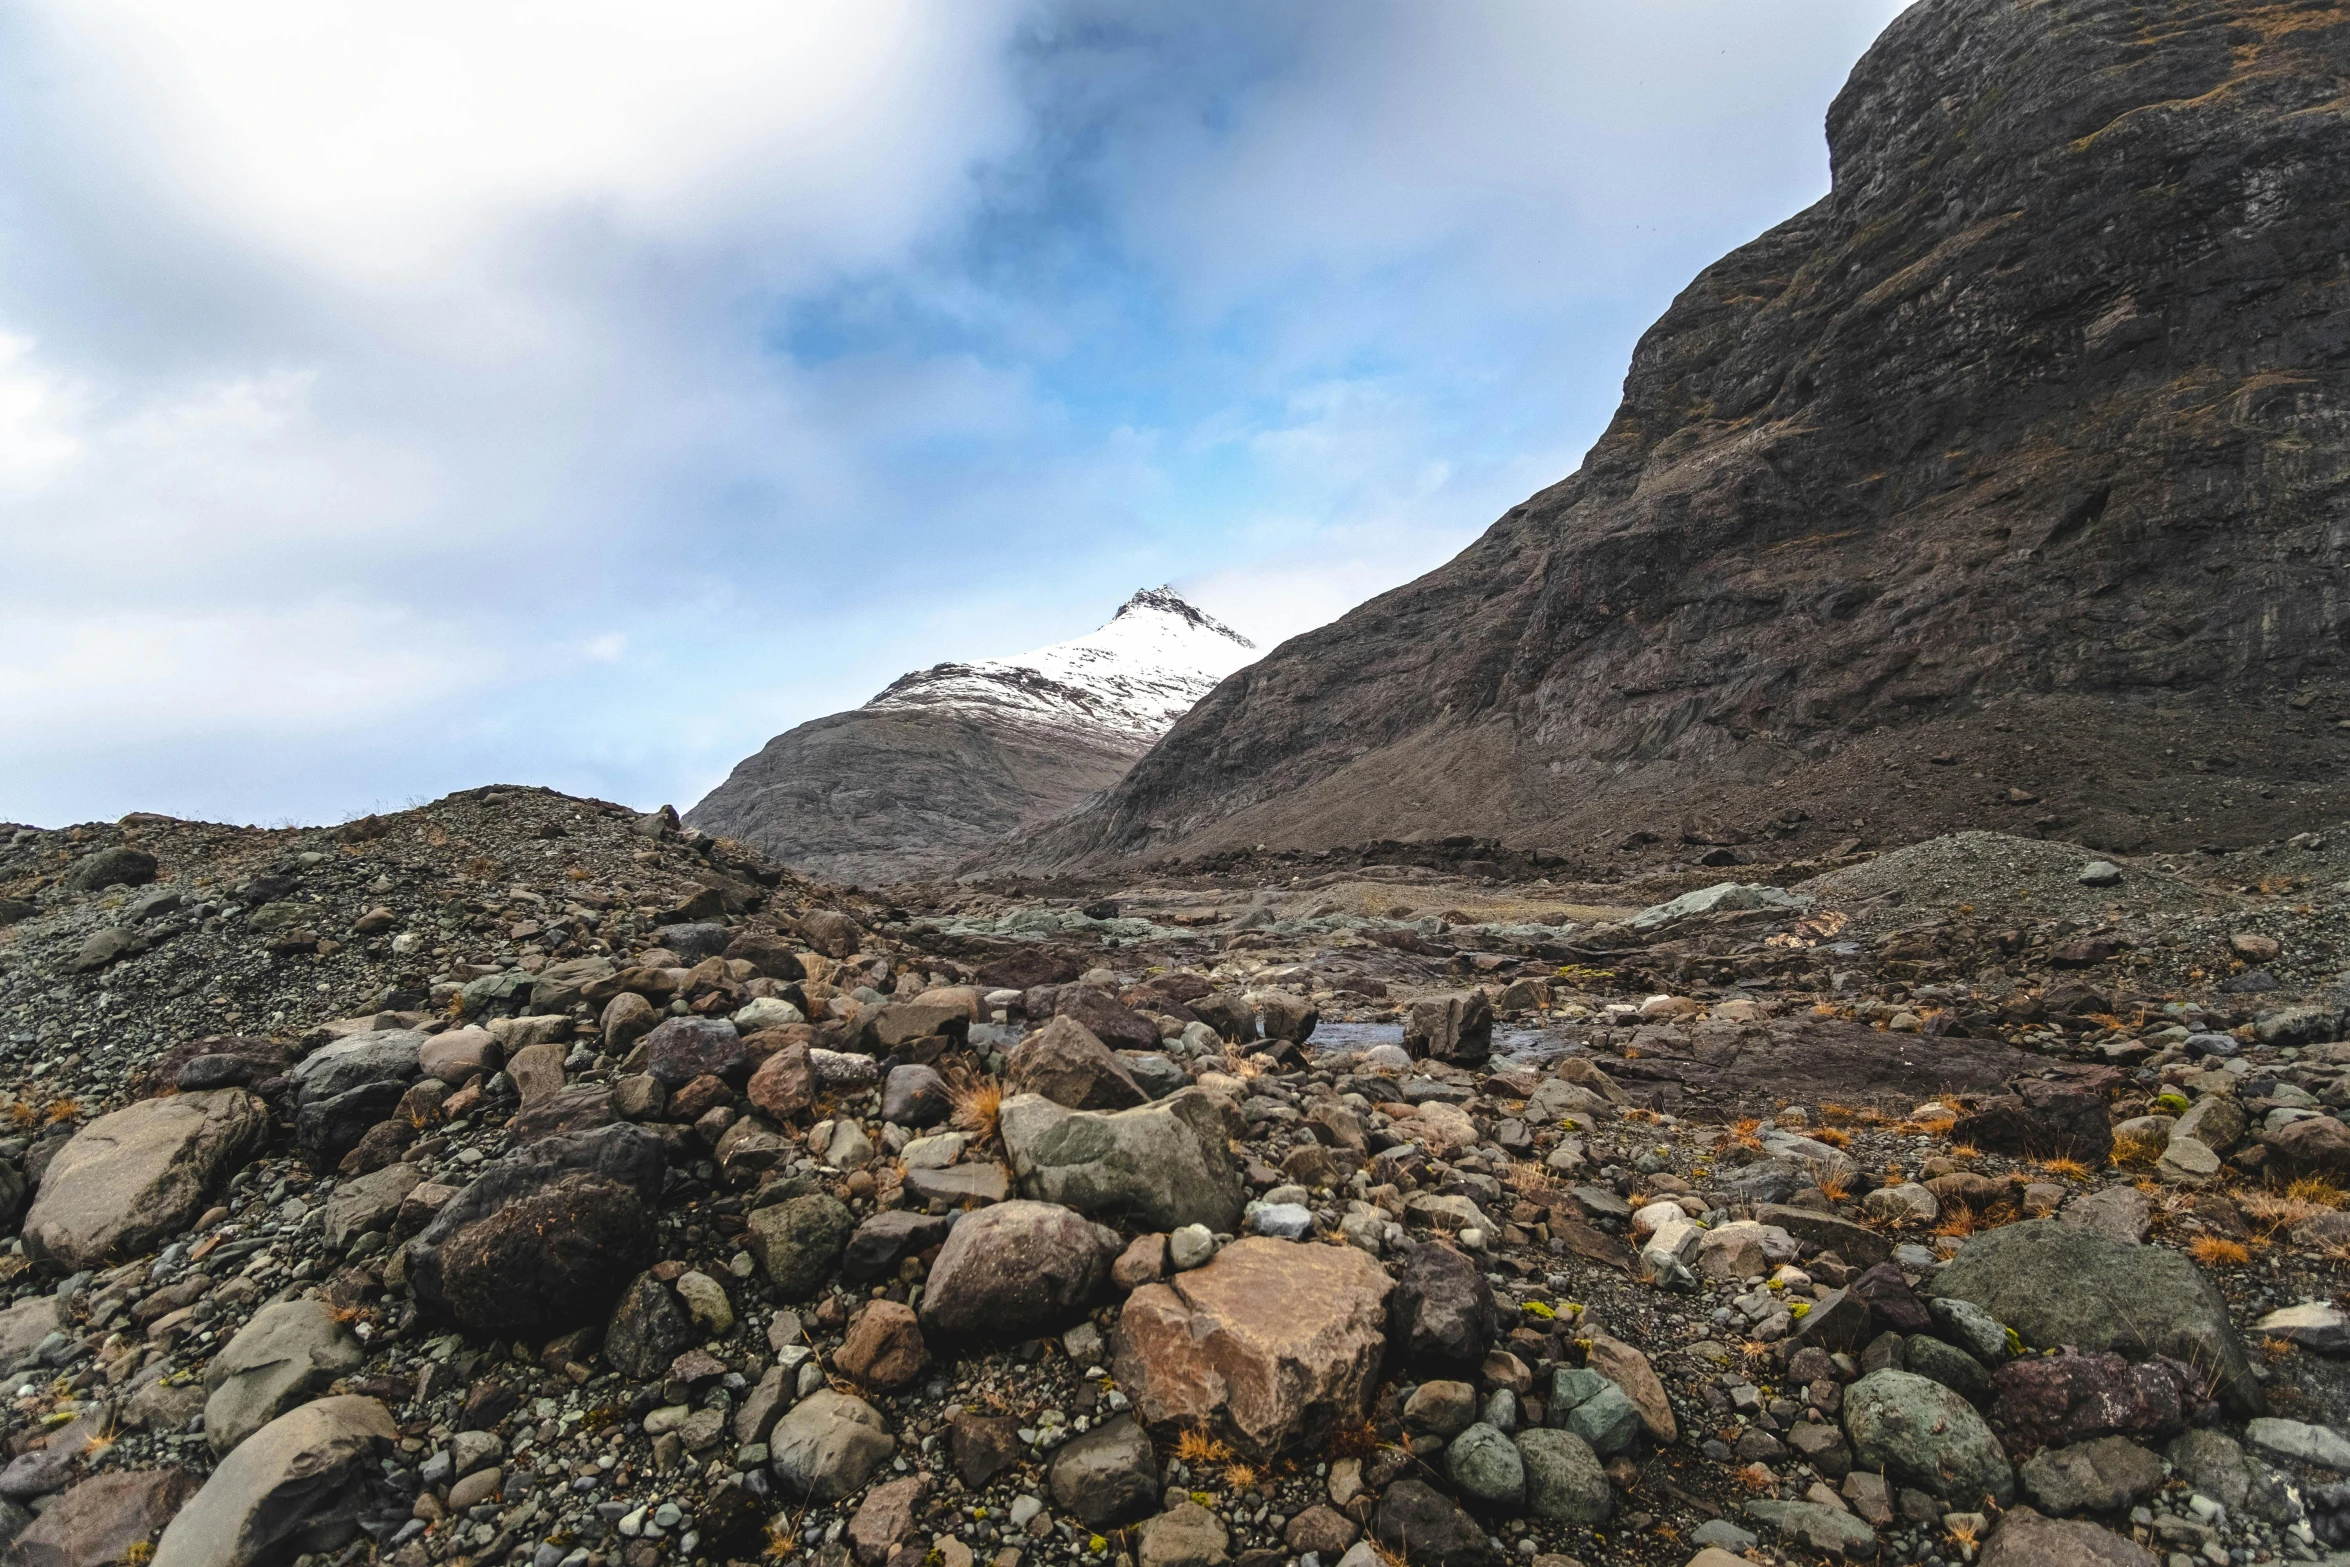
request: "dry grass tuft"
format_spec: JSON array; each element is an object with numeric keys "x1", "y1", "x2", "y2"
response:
[
  {"x1": 1221, "y1": 1460, "x2": 1261, "y2": 1492},
  {"x1": 1948, "y1": 1143, "x2": 1980, "y2": 1161},
  {"x1": 1811, "y1": 1127, "x2": 1852, "y2": 1149},
  {"x1": 2284, "y1": 1174, "x2": 2347, "y2": 1208},
  {"x1": 2261, "y1": 1335, "x2": 2299, "y2": 1358},
  {"x1": 950, "y1": 1079, "x2": 1003, "y2": 1144},
  {"x1": 2039, "y1": 1157, "x2": 2091, "y2": 1181},
  {"x1": 1814, "y1": 1170, "x2": 1852, "y2": 1202},
  {"x1": 2187, "y1": 1236, "x2": 2251, "y2": 1267},
  {"x1": 1933, "y1": 1208, "x2": 1980, "y2": 1238},
  {"x1": 42, "y1": 1100, "x2": 78, "y2": 1125},
  {"x1": 1174, "y1": 1430, "x2": 1234, "y2": 1466}
]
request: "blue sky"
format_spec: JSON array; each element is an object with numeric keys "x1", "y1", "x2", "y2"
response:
[{"x1": 0, "y1": 0, "x2": 1909, "y2": 828}]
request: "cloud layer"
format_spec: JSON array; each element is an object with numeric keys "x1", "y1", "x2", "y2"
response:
[{"x1": 0, "y1": 0, "x2": 1908, "y2": 828}]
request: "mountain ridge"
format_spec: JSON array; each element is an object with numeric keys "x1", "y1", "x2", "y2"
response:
[
  {"x1": 991, "y1": 0, "x2": 2350, "y2": 875},
  {"x1": 687, "y1": 587, "x2": 1254, "y2": 884}
]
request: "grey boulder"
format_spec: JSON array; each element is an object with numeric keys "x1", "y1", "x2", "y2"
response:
[
  {"x1": 998, "y1": 1088, "x2": 1245, "y2": 1233},
  {"x1": 23, "y1": 1090, "x2": 267, "y2": 1272},
  {"x1": 1927, "y1": 1220, "x2": 2261, "y2": 1414},
  {"x1": 204, "y1": 1300, "x2": 365, "y2": 1456},
  {"x1": 152, "y1": 1396, "x2": 397, "y2": 1567},
  {"x1": 769, "y1": 1389, "x2": 894, "y2": 1501},
  {"x1": 1844, "y1": 1369, "x2": 2014, "y2": 1506}
]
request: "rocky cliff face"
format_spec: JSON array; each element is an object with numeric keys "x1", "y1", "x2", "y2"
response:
[
  {"x1": 1005, "y1": 0, "x2": 2350, "y2": 873},
  {"x1": 689, "y1": 589, "x2": 1254, "y2": 884}
]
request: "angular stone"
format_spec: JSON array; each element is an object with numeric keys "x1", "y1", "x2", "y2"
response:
[
  {"x1": 1371, "y1": 1480, "x2": 1484, "y2": 1567},
  {"x1": 1116, "y1": 1236, "x2": 1392, "y2": 1456},
  {"x1": 1977, "y1": 1506, "x2": 2157, "y2": 1567},
  {"x1": 23, "y1": 1090, "x2": 267, "y2": 1271},
  {"x1": 842, "y1": 1211, "x2": 949, "y2": 1285},
  {"x1": 1743, "y1": 1499, "x2": 1877, "y2": 1559},
  {"x1": 1586, "y1": 1333, "x2": 1676, "y2": 1443},
  {"x1": 1546, "y1": 1368, "x2": 1639, "y2": 1458},
  {"x1": 2018, "y1": 1435, "x2": 2162, "y2": 1515},
  {"x1": 644, "y1": 1017, "x2": 746, "y2": 1088},
  {"x1": 1005, "y1": 1017, "x2": 1147, "y2": 1111},
  {"x1": 1754, "y1": 1204, "x2": 1892, "y2": 1268},
  {"x1": 2244, "y1": 1416, "x2": 2350, "y2": 1470},
  {"x1": 1986, "y1": 1349, "x2": 2204, "y2": 1456},
  {"x1": 2254, "y1": 1301, "x2": 2350, "y2": 1354},
  {"x1": 2059, "y1": 1186, "x2": 2152, "y2": 1243},
  {"x1": 1047, "y1": 1413, "x2": 1159, "y2": 1529},
  {"x1": 3, "y1": 1469, "x2": 198, "y2": 1567},
  {"x1": 151, "y1": 1397, "x2": 396, "y2": 1567},
  {"x1": 920, "y1": 1200, "x2": 1114, "y2": 1341},
  {"x1": 1403, "y1": 992, "x2": 1494, "y2": 1065},
  {"x1": 204, "y1": 1300, "x2": 364, "y2": 1456},
  {"x1": 761, "y1": 1047, "x2": 827, "y2": 1122},
  {"x1": 903, "y1": 1164, "x2": 1009, "y2": 1207},
  {"x1": 835, "y1": 1301, "x2": 927, "y2": 1393},
  {"x1": 1138, "y1": 1501, "x2": 1228, "y2": 1567},
  {"x1": 880, "y1": 1065, "x2": 950, "y2": 1128},
  {"x1": 1515, "y1": 1427, "x2": 1611, "y2": 1523},
  {"x1": 604, "y1": 1273, "x2": 695, "y2": 1380},
  {"x1": 319, "y1": 1162, "x2": 421, "y2": 1249},
  {"x1": 999, "y1": 1088, "x2": 1246, "y2": 1233},
  {"x1": 1928, "y1": 1220, "x2": 2259, "y2": 1414},
  {"x1": 1386, "y1": 1240, "x2": 1499, "y2": 1367},
  {"x1": 419, "y1": 1027, "x2": 496, "y2": 1084},
  {"x1": 846, "y1": 1476, "x2": 923, "y2": 1567}
]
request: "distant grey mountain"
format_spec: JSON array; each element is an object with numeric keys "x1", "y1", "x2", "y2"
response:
[{"x1": 686, "y1": 588, "x2": 1255, "y2": 884}]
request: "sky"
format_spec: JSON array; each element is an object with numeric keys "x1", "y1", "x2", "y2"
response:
[{"x1": 0, "y1": 0, "x2": 1912, "y2": 829}]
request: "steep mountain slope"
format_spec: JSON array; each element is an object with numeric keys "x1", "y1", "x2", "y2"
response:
[
  {"x1": 689, "y1": 588, "x2": 1255, "y2": 883},
  {"x1": 1004, "y1": 0, "x2": 2350, "y2": 874}
]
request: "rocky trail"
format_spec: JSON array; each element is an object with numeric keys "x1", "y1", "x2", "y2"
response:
[{"x1": 0, "y1": 789, "x2": 2339, "y2": 1567}]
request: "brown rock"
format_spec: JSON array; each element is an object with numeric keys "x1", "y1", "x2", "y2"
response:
[
  {"x1": 747, "y1": 1044, "x2": 816, "y2": 1122},
  {"x1": 1113, "y1": 1233, "x2": 1169, "y2": 1291},
  {"x1": 1284, "y1": 1505, "x2": 1359, "y2": 1558},
  {"x1": 919, "y1": 1201, "x2": 1115, "y2": 1341},
  {"x1": 1115, "y1": 1236, "x2": 1393, "y2": 1456},
  {"x1": 1005, "y1": 1016, "x2": 1147, "y2": 1111},
  {"x1": 835, "y1": 1301, "x2": 928, "y2": 1392},
  {"x1": 1978, "y1": 1506, "x2": 2156, "y2": 1567},
  {"x1": 846, "y1": 1477, "x2": 923, "y2": 1567},
  {"x1": 5, "y1": 1470, "x2": 199, "y2": 1567}
]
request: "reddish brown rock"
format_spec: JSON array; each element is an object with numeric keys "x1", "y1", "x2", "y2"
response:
[
  {"x1": 1005, "y1": 1016, "x2": 1147, "y2": 1111},
  {"x1": 1115, "y1": 1236, "x2": 1393, "y2": 1456},
  {"x1": 747, "y1": 1044, "x2": 816, "y2": 1122},
  {"x1": 835, "y1": 1301, "x2": 928, "y2": 1392}
]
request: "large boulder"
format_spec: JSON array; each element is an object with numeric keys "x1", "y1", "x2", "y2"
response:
[
  {"x1": 919, "y1": 1202, "x2": 1115, "y2": 1341},
  {"x1": 1049, "y1": 987, "x2": 1162, "y2": 1054},
  {"x1": 1986, "y1": 1349, "x2": 2208, "y2": 1457},
  {"x1": 1386, "y1": 1241, "x2": 1500, "y2": 1367},
  {"x1": 23, "y1": 1090, "x2": 267, "y2": 1272},
  {"x1": 1843, "y1": 1369, "x2": 2015, "y2": 1506},
  {"x1": 64, "y1": 848, "x2": 155, "y2": 892},
  {"x1": 1927, "y1": 1221, "x2": 2261, "y2": 1414},
  {"x1": 1116, "y1": 1236, "x2": 1393, "y2": 1457},
  {"x1": 289, "y1": 1030, "x2": 425, "y2": 1168},
  {"x1": 1951, "y1": 1082, "x2": 2114, "y2": 1164},
  {"x1": 203, "y1": 1300, "x2": 364, "y2": 1456},
  {"x1": 405, "y1": 1124, "x2": 662, "y2": 1336},
  {"x1": 999, "y1": 1088, "x2": 1245, "y2": 1233},
  {"x1": 151, "y1": 1397, "x2": 396, "y2": 1567},
  {"x1": 1515, "y1": 1428, "x2": 1612, "y2": 1523},
  {"x1": 1004, "y1": 1018, "x2": 1147, "y2": 1111},
  {"x1": 3, "y1": 1469, "x2": 198, "y2": 1567},
  {"x1": 1371, "y1": 1479, "x2": 1487, "y2": 1567},
  {"x1": 1403, "y1": 992, "x2": 1493, "y2": 1064}
]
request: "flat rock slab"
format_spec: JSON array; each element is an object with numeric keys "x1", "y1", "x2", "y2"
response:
[
  {"x1": 152, "y1": 1396, "x2": 396, "y2": 1567},
  {"x1": 1600, "y1": 1016, "x2": 2038, "y2": 1114},
  {"x1": 23, "y1": 1090, "x2": 267, "y2": 1272},
  {"x1": 6, "y1": 1469, "x2": 199, "y2": 1567},
  {"x1": 1117, "y1": 1235, "x2": 1393, "y2": 1456},
  {"x1": 1000, "y1": 1087, "x2": 1245, "y2": 1234},
  {"x1": 1978, "y1": 1506, "x2": 2156, "y2": 1567}
]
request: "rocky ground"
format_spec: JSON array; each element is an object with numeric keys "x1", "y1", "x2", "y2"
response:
[{"x1": 0, "y1": 790, "x2": 2344, "y2": 1567}]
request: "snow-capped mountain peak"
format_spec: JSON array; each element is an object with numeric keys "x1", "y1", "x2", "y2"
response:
[{"x1": 866, "y1": 587, "x2": 1257, "y2": 744}]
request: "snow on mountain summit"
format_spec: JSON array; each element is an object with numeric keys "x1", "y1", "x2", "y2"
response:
[{"x1": 865, "y1": 586, "x2": 1257, "y2": 745}]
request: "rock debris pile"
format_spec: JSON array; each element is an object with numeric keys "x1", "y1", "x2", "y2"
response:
[{"x1": 0, "y1": 791, "x2": 2343, "y2": 1567}]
